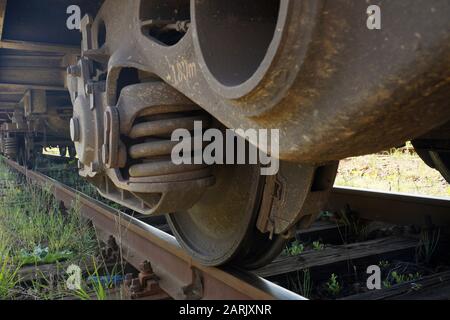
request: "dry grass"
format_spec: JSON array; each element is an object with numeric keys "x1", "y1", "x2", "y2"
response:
[{"x1": 335, "y1": 144, "x2": 450, "y2": 198}]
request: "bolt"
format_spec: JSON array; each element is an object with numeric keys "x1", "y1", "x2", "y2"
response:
[
  {"x1": 140, "y1": 260, "x2": 153, "y2": 273},
  {"x1": 70, "y1": 117, "x2": 80, "y2": 142},
  {"x1": 130, "y1": 278, "x2": 141, "y2": 293},
  {"x1": 67, "y1": 64, "x2": 81, "y2": 77}
]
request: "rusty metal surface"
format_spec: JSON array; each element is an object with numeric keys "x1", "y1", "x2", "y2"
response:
[
  {"x1": 84, "y1": 0, "x2": 450, "y2": 163},
  {"x1": 68, "y1": 71, "x2": 215, "y2": 214},
  {"x1": 257, "y1": 161, "x2": 338, "y2": 235},
  {"x1": 328, "y1": 186, "x2": 450, "y2": 227},
  {"x1": 4, "y1": 157, "x2": 305, "y2": 300},
  {"x1": 1, "y1": 0, "x2": 449, "y2": 270}
]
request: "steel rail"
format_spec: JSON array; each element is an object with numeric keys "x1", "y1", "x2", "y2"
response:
[
  {"x1": 329, "y1": 186, "x2": 450, "y2": 226},
  {"x1": 3, "y1": 158, "x2": 304, "y2": 300}
]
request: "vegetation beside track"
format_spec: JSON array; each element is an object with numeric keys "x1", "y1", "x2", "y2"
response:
[
  {"x1": 335, "y1": 143, "x2": 450, "y2": 198},
  {"x1": 0, "y1": 159, "x2": 122, "y2": 300}
]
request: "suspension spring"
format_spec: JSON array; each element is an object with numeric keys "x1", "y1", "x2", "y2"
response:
[
  {"x1": 127, "y1": 105, "x2": 211, "y2": 179},
  {"x1": 4, "y1": 137, "x2": 17, "y2": 159}
]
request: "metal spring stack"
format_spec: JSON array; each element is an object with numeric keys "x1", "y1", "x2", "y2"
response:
[
  {"x1": 127, "y1": 105, "x2": 211, "y2": 179},
  {"x1": 3, "y1": 137, "x2": 17, "y2": 159}
]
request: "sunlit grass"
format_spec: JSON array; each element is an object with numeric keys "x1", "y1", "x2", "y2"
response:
[
  {"x1": 0, "y1": 159, "x2": 99, "y2": 298},
  {"x1": 335, "y1": 143, "x2": 450, "y2": 198}
]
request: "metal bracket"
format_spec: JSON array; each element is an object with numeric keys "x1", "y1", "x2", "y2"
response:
[{"x1": 181, "y1": 268, "x2": 204, "y2": 300}]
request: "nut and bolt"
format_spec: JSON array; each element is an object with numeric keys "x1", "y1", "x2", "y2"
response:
[{"x1": 140, "y1": 260, "x2": 153, "y2": 273}]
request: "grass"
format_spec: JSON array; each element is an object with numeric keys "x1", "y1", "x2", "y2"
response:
[
  {"x1": 383, "y1": 271, "x2": 422, "y2": 288},
  {"x1": 0, "y1": 182, "x2": 97, "y2": 264},
  {"x1": 283, "y1": 240, "x2": 304, "y2": 256},
  {"x1": 336, "y1": 205, "x2": 370, "y2": 243},
  {"x1": 288, "y1": 269, "x2": 312, "y2": 299},
  {"x1": 72, "y1": 259, "x2": 120, "y2": 300},
  {"x1": 0, "y1": 249, "x2": 22, "y2": 299},
  {"x1": 312, "y1": 241, "x2": 324, "y2": 251},
  {"x1": 335, "y1": 143, "x2": 450, "y2": 198},
  {"x1": 0, "y1": 159, "x2": 99, "y2": 299},
  {"x1": 416, "y1": 228, "x2": 440, "y2": 264},
  {"x1": 325, "y1": 273, "x2": 341, "y2": 297}
]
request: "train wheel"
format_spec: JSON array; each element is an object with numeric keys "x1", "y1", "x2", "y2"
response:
[
  {"x1": 66, "y1": 8, "x2": 339, "y2": 268},
  {"x1": 166, "y1": 164, "x2": 276, "y2": 267},
  {"x1": 67, "y1": 64, "x2": 337, "y2": 267},
  {"x1": 167, "y1": 161, "x2": 337, "y2": 268}
]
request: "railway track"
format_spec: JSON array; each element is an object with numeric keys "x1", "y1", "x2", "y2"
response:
[
  {"x1": 3, "y1": 157, "x2": 304, "y2": 300},
  {"x1": 3, "y1": 155, "x2": 450, "y2": 300}
]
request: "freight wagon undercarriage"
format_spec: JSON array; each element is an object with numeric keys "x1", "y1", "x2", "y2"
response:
[{"x1": 0, "y1": 0, "x2": 449, "y2": 268}]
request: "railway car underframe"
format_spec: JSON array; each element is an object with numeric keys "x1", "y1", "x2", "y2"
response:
[{"x1": 64, "y1": 0, "x2": 450, "y2": 267}]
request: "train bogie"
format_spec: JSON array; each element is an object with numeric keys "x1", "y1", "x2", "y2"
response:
[{"x1": 1, "y1": 0, "x2": 449, "y2": 268}]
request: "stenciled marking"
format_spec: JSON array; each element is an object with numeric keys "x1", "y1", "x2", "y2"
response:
[{"x1": 166, "y1": 58, "x2": 197, "y2": 87}]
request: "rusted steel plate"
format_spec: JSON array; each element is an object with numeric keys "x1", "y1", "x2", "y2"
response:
[
  {"x1": 88, "y1": 0, "x2": 450, "y2": 162},
  {"x1": 4, "y1": 158, "x2": 304, "y2": 300}
]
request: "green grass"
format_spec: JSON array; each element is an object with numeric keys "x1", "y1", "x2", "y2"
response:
[
  {"x1": 72, "y1": 259, "x2": 119, "y2": 300},
  {"x1": 283, "y1": 240, "x2": 304, "y2": 256},
  {"x1": 0, "y1": 182, "x2": 97, "y2": 264},
  {"x1": 312, "y1": 241, "x2": 325, "y2": 251},
  {"x1": 288, "y1": 269, "x2": 312, "y2": 299},
  {"x1": 0, "y1": 245, "x2": 22, "y2": 299},
  {"x1": 0, "y1": 159, "x2": 99, "y2": 299},
  {"x1": 383, "y1": 271, "x2": 422, "y2": 288},
  {"x1": 325, "y1": 273, "x2": 342, "y2": 297}
]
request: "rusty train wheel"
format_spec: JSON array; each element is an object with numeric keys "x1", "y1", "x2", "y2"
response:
[{"x1": 167, "y1": 163, "x2": 286, "y2": 268}]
